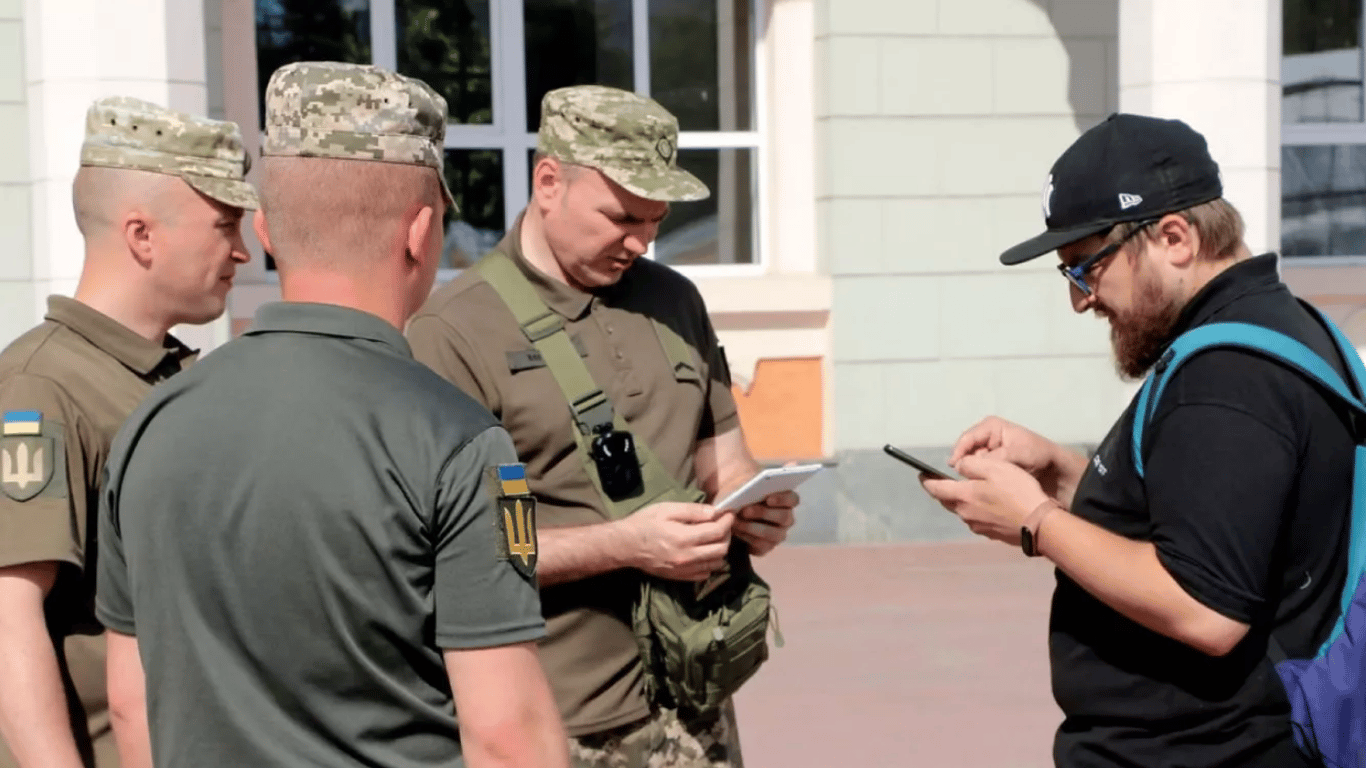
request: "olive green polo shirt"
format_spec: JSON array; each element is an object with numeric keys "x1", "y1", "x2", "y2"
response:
[
  {"x1": 95, "y1": 302, "x2": 546, "y2": 768},
  {"x1": 0, "y1": 296, "x2": 195, "y2": 768},
  {"x1": 407, "y1": 210, "x2": 740, "y2": 736}
]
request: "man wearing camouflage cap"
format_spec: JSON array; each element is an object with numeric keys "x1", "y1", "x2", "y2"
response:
[
  {"x1": 0, "y1": 95, "x2": 255, "y2": 768},
  {"x1": 408, "y1": 84, "x2": 798, "y2": 767},
  {"x1": 94, "y1": 61, "x2": 568, "y2": 768}
]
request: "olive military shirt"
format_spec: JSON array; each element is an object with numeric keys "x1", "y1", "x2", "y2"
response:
[
  {"x1": 407, "y1": 211, "x2": 740, "y2": 735},
  {"x1": 95, "y1": 302, "x2": 546, "y2": 768},
  {"x1": 0, "y1": 296, "x2": 194, "y2": 768}
]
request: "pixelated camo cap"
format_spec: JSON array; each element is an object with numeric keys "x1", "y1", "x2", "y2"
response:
[
  {"x1": 538, "y1": 85, "x2": 709, "y2": 203},
  {"x1": 262, "y1": 61, "x2": 457, "y2": 213},
  {"x1": 80, "y1": 96, "x2": 259, "y2": 210}
]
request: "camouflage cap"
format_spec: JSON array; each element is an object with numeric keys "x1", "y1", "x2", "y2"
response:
[
  {"x1": 262, "y1": 61, "x2": 457, "y2": 212},
  {"x1": 537, "y1": 85, "x2": 709, "y2": 202},
  {"x1": 80, "y1": 96, "x2": 259, "y2": 210}
]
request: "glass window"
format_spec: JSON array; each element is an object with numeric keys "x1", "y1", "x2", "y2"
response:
[
  {"x1": 253, "y1": 0, "x2": 762, "y2": 270},
  {"x1": 655, "y1": 148, "x2": 756, "y2": 265},
  {"x1": 443, "y1": 149, "x2": 505, "y2": 269},
  {"x1": 255, "y1": 0, "x2": 371, "y2": 129},
  {"x1": 650, "y1": 0, "x2": 753, "y2": 131},
  {"x1": 1284, "y1": 0, "x2": 1363, "y2": 124},
  {"x1": 1282, "y1": 1, "x2": 1366, "y2": 258},
  {"x1": 1282, "y1": 144, "x2": 1366, "y2": 256},
  {"x1": 524, "y1": 0, "x2": 634, "y2": 132},
  {"x1": 397, "y1": 0, "x2": 494, "y2": 125}
]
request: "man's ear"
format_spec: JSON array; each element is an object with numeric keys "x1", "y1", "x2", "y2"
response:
[
  {"x1": 531, "y1": 156, "x2": 565, "y2": 211},
  {"x1": 123, "y1": 210, "x2": 155, "y2": 268},
  {"x1": 1156, "y1": 213, "x2": 1198, "y2": 267},
  {"x1": 406, "y1": 203, "x2": 437, "y2": 269},
  {"x1": 253, "y1": 208, "x2": 274, "y2": 258}
]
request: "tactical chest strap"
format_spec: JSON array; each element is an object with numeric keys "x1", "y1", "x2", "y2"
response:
[{"x1": 473, "y1": 251, "x2": 704, "y2": 520}]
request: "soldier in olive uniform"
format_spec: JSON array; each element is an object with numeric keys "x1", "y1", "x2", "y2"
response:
[
  {"x1": 0, "y1": 97, "x2": 257, "y2": 768},
  {"x1": 407, "y1": 85, "x2": 799, "y2": 768},
  {"x1": 94, "y1": 62, "x2": 569, "y2": 768}
]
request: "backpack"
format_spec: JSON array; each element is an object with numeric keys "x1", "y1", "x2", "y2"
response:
[{"x1": 1130, "y1": 303, "x2": 1366, "y2": 768}]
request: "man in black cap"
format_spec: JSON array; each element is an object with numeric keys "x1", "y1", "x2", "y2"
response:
[{"x1": 922, "y1": 113, "x2": 1355, "y2": 767}]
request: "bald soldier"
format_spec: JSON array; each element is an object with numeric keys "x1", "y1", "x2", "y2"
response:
[
  {"x1": 407, "y1": 85, "x2": 799, "y2": 767},
  {"x1": 94, "y1": 62, "x2": 568, "y2": 768},
  {"x1": 0, "y1": 97, "x2": 256, "y2": 768}
]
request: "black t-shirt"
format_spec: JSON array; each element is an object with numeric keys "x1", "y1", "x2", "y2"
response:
[{"x1": 1052, "y1": 254, "x2": 1355, "y2": 768}]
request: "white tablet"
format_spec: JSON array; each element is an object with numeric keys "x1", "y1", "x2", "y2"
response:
[{"x1": 714, "y1": 463, "x2": 825, "y2": 512}]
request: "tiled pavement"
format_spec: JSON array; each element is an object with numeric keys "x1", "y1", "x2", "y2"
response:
[{"x1": 733, "y1": 540, "x2": 1063, "y2": 768}]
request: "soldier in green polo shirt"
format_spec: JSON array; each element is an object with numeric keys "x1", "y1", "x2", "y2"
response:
[
  {"x1": 0, "y1": 97, "x2": 257, "y2": 768},
  {"x1": 94, "y1": 62, "x2": 569, "y2": 768},
  {"x1": 407, "y1": 85, "x2": 800, "y2": 767}
]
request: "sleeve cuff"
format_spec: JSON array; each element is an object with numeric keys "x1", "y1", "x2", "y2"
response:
[
  {"x1": 1156, "y1": 545, "x2": 1260, "y2": 624},
  {"x1": 435, "y1": 619, "x2": 546, "y2": 651},
  {"x1": 0, "y1": 498, "x2": 82, "y2": 571},
  {"x1": 94, "y1": 601, "x2": 137, "y2": 635}
]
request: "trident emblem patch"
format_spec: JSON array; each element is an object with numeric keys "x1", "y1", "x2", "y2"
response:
[
  {"x1": 492, "y1": 464, "x2": 538, "y2": 580},
  {"x1": 502, "y1": 497, "x2": 537, "y2": 571},
  {"x1": 1, "y1": 437, "x2": 54, "y2": 502}
]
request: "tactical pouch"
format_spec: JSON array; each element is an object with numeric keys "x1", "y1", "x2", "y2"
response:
[{"x1": 632, "y1": 542, "x2": 775, "y2": 722}]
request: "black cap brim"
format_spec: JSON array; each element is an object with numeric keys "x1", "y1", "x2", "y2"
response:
[{"x1": 999, "y1": 220, "x2": 1115, "y2": 265}]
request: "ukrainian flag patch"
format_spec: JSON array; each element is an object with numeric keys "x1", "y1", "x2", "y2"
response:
[
  {"x1": 2, "y1": 411, "x2": 42, "y2": 437},
  {"x1": 497, "y1": 463, "x2": 530, "y2": 496}
]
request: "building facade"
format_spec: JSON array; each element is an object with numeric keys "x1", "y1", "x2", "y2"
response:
[{"x1": 2, "y1": 0, "x2": 1361, "y2": 542}]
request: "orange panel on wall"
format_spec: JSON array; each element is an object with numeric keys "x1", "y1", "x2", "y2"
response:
[{"x1": 731, "y1": 357, "x2": 824, "y2": 462}]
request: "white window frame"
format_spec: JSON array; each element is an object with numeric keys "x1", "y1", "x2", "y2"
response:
[
  {"x1": 369, "y1": 0, "x2": 767, "y2": 279},
  {"x1": 1282, "y1": 0, "x2": 1366, "y2": 264}
]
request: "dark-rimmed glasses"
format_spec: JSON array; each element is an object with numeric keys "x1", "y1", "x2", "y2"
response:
[{"x1": 1058, "y1": 217, "x2": 1161, "y2": 296}]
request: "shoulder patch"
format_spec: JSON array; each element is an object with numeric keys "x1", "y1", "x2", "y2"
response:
[
  {"x1": 1, "y1": 416, "x2": 67, "y2": 502},
  {"x1": 490, "y1": 463, "x2": 537, "y2": 580}
]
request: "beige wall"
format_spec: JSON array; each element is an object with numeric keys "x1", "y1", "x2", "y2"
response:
[
  {"x1": 0, "y1": 0, "x2": 31, "y2": 345},
  {"x1": 5, "y1": 0, "x2": 227, "y2": 352},
  {"x1": 820, "y1": 0, "x2": 1127, "y2": 452}
]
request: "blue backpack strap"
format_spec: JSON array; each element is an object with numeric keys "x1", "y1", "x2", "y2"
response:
[
  {"x1": 1129, "y1": 315, "x2": 1366, "y2": 657},
  {"x1": 1131, "y1": 321, "x2": 1366, "y2": 476},
  {"x1": 1304, "y1": 305, "x2": 1366, "y2": 656}
]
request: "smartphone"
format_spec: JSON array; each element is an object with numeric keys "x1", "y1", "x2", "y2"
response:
[{"x1": 883, "y1": 444, "x2": 958, "y2": 480}]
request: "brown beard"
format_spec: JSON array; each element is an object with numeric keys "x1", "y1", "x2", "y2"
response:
[{"x1": 1102, "y1": 264, "x2": 1184, "y2": 381}]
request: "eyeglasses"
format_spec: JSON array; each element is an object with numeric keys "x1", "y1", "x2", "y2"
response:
[{"x1": 1057, "y1": 217, "x2": 1161, "y2": 296}]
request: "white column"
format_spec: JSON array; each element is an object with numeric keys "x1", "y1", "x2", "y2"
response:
[
  {"x1": 1119, "y1": 0, "x2": 1281, "y2": 255},
  {"x1": 24, "y1": 0, "x2": 227, "y2": 352}
]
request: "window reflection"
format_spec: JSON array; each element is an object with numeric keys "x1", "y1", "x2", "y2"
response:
[
  {"x1": 1283, "y1": 144, "x2": 1366, "y2": 256},
  {"x1": 649, "y1": 0, "x2": 753, "y2": 131},
  {"x1": 654, "y1": 148, "x2": 756, "y2": 265},
  {"x1": 397, "y1": 1, "x2": 494, "y2": 125},
  {"x1": 443, "y1": 149, "x2": 505, "y2": 268},
  {"x1": 255, "y1": 0, "x2": 372, "y2": 129},
  {"x1": 1283, "y1": 0, "x2": 1363, "y2": 123},
  {"x1": 524, "y1": 0, "x2": 634, "y2": 131}
]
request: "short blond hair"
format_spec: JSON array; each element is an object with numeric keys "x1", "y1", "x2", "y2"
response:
[{"x1": 258, "y1": 156, "x2": 441, "y2": 268}]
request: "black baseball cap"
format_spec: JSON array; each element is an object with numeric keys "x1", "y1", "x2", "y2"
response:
[{"x1": 999, "y1": 113, "x2": 1224, "y2": 265}]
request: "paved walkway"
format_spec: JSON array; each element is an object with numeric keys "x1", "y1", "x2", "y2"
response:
[{"x1": 732, "y1": 540, "x2": 1062, "y2": 767}]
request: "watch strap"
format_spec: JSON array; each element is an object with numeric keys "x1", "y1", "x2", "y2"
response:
[{"x1": 1021, "y1": 499, "x2": 1061, "y2": 557}]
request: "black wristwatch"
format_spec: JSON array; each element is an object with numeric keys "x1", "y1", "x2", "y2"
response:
[{"x1": 1020, "y1": 500, "x2": 1058, "y2": 558}]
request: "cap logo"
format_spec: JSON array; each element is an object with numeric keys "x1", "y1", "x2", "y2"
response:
[
  {"x1": 656, "y1": 137, "x2": 676, "y2": 165},
  {"x1": 1119, "y1": 193, "x2": 1143, "y2": 210},
  {"x1": 1042, "y1": 174, "x2": 1054, "y2": 220}
]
